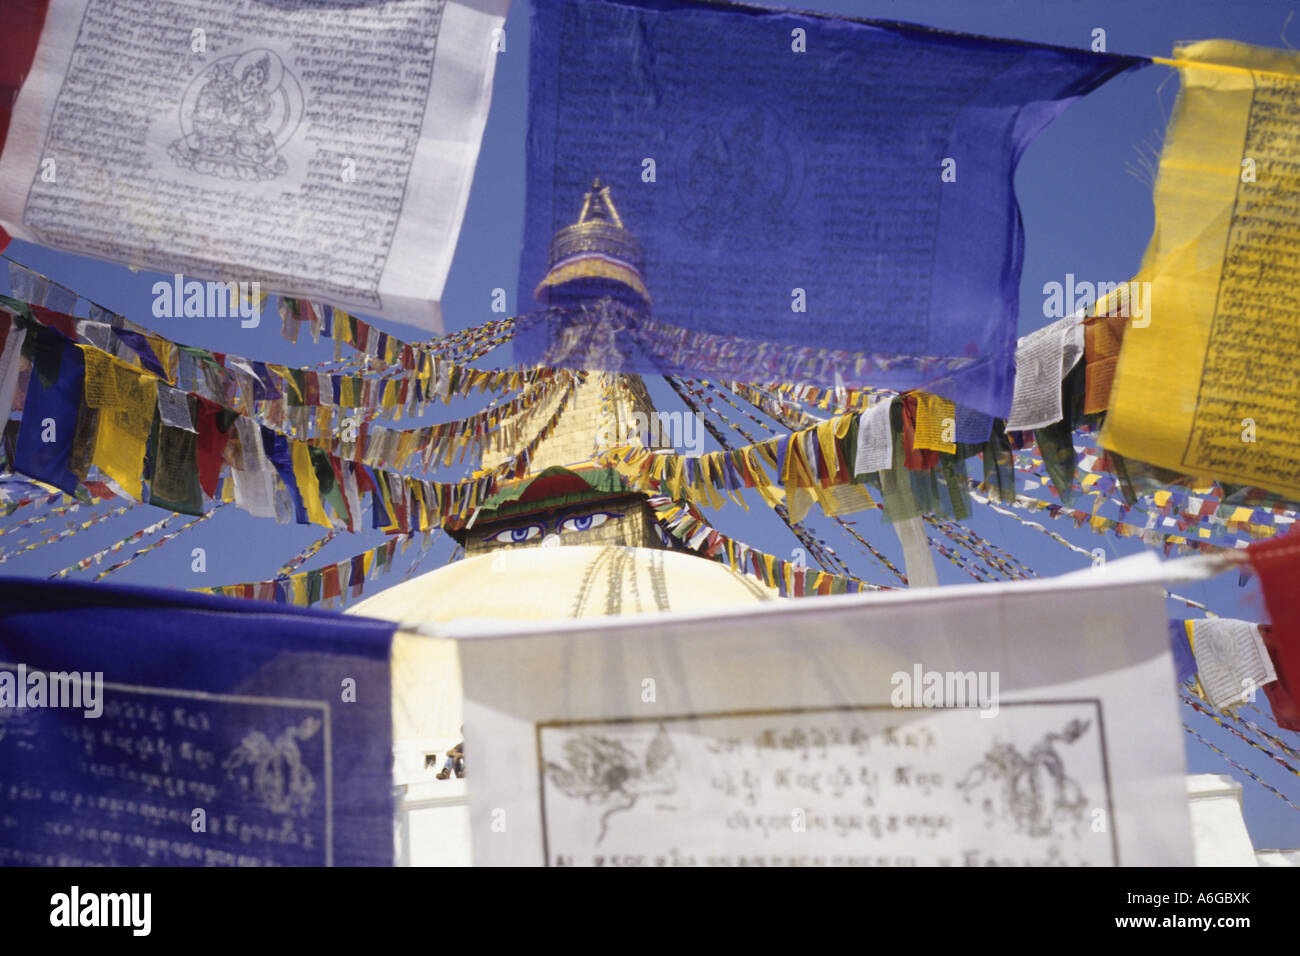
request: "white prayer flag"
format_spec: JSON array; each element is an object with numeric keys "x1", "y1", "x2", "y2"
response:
[
  {"x1": 455, "y1": 553, "x2": 1193, "y2": 866},
  {"x1": 0, "y1": 322, "x2": 28, "y2": 422},
  {"x1": 230, "y1": 417, "x2": 277, "y2": 520},
  {"x1": 157, "y1": 385, "x2": 197, "y2": 433},
  {"x1": 854, "y1": 399, "x2": 894, "y2": 475},
  {"x1": 0, "y1": 0, "x2": 508, "y2": 331},
  {"x1": 1190, "y1": 619, "x2": 1278, "y2": 710},
  {"x1": 1005, "y1": 313, "x2": 1086, "y2": 432}
]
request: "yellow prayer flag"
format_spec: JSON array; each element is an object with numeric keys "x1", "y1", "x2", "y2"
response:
[
  {"x1": 270, "y1": 365, "x2": 302, "y2": 402},
  {"x1": 1102, "y1": 41, "x2": 1300, "y2": 497},
  {"x1": 815, "y1": 482, "x2": 876, "y2": 516},
  {"x1": 913, "y1": 392, "x2": 957, "y2": 454},
  {"x1": 79, "y1": 346, "x2": 157, "y2": 500},
  {"x1": 786, "y1": 485, "x2": 815, "y2": 522},
  {"x1": 816, "y1": 419, "x2": 839, "y2": 476},
  {"x1": 290, "y1": 440, "x2": 331, "y2": 527},
  {"x1": 148, "y1": 336, "x2": 176, "y2": 384}
]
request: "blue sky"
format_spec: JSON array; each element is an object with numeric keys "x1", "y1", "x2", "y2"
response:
[{"x1": 3, "y1": 0, "x2": 1299, "y2": 850}]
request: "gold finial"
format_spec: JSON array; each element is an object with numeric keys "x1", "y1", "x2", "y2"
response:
[{"x1": 576, "y1": 177, "x2": 623, "y2": 230}]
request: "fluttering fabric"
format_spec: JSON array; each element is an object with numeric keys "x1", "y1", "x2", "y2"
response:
[
  {"x1": 1189, "y1": 618, "x2": 1277, "y2": 710},
  {"x1": 1005, "y1": 314, "x2": 1085, "y2": 432},
  {"x1": 518, "y1": 0, "x2": 1144, "y2": 414},
  {"x1": 1102, "y1": 42, "x2": 1300, "y2": 497},
  {"x1": 0, "y1": 0, "x2": 508, "y2": 328},
  {"x1": 0, "y1": 578, "x2": 395, "y2": 866},
  {"x1": 1247, "y1": 533, "x2": 1300, "y2": 730},
  {"x1": 14, "y1": 326, "x2": 82, "y2": 494},
  {"x1": 1169, "y1": 620, "x2": 1197, "y2": 684}
]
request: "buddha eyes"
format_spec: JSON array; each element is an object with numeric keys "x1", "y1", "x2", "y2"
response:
[
  {"x1": 485, "y1": 512, "x2": 619, "y2": 544},
  {"x1": 558, "y1": 512, "x2": 617, "y2": 533},
  {"x1": 486, "y1": 523, "x2": 544, "y2": 544}
]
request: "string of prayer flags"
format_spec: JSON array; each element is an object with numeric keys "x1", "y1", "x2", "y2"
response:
[
  {"x1": 1102, "y1": 41, "x2": 1300, "y2": 497},
  {"x1": 646, "y1": 495, "x2": 878, "y2": 596},
  {"x1": 197, "y1": 532, "x2": 421, "y2": 608},
  {"x1": 0, "y1": 501, "x2": 136, "y2": 565},
  {"x1": 4, "y1": 304, "x2": 586, "y2": 531},
  {"x1": 5, "y1": 289, "x2": 566, "y2": 456},
  {"x1": 0, "y1": 0, "x2": 508, "y2": 329},
  {"x1": 91, "y1": 504, "x2": 224, "y2": 581},
  {"x1": 518, "y1": 0, "x2": 1144, "y2": 412},
  {"x1": 1178, "y1": 689, "x2": 1300, "y2": 785},
  {"x1": 280, "y1": 296, "x2": 519, "y2": 367}
]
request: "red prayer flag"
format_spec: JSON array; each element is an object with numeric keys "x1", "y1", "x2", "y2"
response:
[
  {"x1": 900, "y1": 394, "x2": 938, "y2": 471},
  {"x1": 193, "y1": 396, "x2": 231, "y2": 499},
  {"x1": 0, "y1": 2, "x2": 51, "y2": 241},
  {"x1": 1247, "y1": 534, "x2": 1300, "y2": 731}
]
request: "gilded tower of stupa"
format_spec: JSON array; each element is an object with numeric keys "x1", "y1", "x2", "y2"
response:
[
  {"x1": 459, "y1": 179, "x2": 675, "y2": 556},
  {"x1": 350, "y1": 179, "x2": 776, "y2": 636},
  {"x1": 350, "y1": 179, "x2": 776, "y2": 746}
]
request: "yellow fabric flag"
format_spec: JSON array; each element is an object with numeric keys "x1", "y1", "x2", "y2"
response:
[
  {"x1": 786, "y1": 485, "x2": 815, "y2": 522},
  {"x1": 785, "y1": 431, "x2": 816, "y2": 488},
  {"x1": 815, "y1": 482, "x2": 876, "y2": 516},
  {"x1": 816, "y1": 419, "x2": 839, "y2": 476},
  {"x1": 270, "y1": 364, "x2": 302, "y2": 403},
  {"x1": 913, "y1": 392, "x2": 956, "y2": 454},
  {"x1": 290, "y1": 440, "x2": 331, "y2": 527},
  {"x1": 667, "y1": 455, "x2": 686, "y2": 501},
  {"x1": 80, "y1": 346, "x2": 157, "y2": 500},
  {"x1": 1102, "y1": 41, "x2": 1300, "y2": 497},
  {"x1": 147, "y1": 336, "x2": 176, "y2": 384}
]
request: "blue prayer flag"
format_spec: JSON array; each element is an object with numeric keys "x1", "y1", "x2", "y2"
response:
[
  {"x1": 517, "y1": 0, "x2": 1143, "y2": 414},
  {"x1": 15, "y1": 327, "x2": 83, "y2": 495},
  {"x1": 1169, "y1": 619, "x2": 1197, "y2": 685},
  {"x1": 0, "y1": 579, "x2": 396, "y2": 866}
]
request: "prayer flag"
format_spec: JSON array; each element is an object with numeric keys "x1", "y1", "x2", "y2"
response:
[
  {"x1": 0, "y1": 578, "x2": 395, "y2": 865},
  {"x1": 0, "y1": 0, "x2": 508, "y2": 329},
  {"x1": 458, "y1": 553, "x2": 1191, "y2": 865},
  {"x1": 518, "y1": 0, "x2": 1142, "y2": 414},
  {"x1": 1248, "y1": 533, "x2": 1300, "y2": 730},
  {"x1": 15, "y1": 327, "x2": 82, "y2": 494},
  {"x1": 80, "y1": 346, "x2": 158, "y2": 501},
  {"x1": 1102, "y1": 42, "x2": 1300, "y2": 496}
]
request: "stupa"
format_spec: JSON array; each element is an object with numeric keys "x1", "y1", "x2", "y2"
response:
[{"x1": 349, "y1": 179, "x2": 778, "y2": 752}]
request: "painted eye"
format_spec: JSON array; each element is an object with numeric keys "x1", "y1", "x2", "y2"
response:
[
  {"x1": 486, "y1": 524, "x2": 543, "y2": 544},
  {"x1": 558, "y1": 512, "x2": 617, "y2": 534}
]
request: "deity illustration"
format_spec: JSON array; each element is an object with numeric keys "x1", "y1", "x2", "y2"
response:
[
  {"x1": 956, "y1": 718, "x2": 1092, "y2": 838},
  {"x1": 544, "y1": 725, "x2": 679, "y2": 844},
  {"x1": 222, "y1": 715, "x2": 321, "y2": 816},
  {"x1": 673, "y1": 104, "x2": 805, "y2": 249},
  {"x1": 169, "y1": 49, "x2": 303, "y2": 181}
]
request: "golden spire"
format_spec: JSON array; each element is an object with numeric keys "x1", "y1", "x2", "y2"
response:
[{"x1": 534, "y1": 178, "x2": 650, "y2": 305}]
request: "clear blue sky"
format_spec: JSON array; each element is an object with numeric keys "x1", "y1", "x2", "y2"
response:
[{"x1": 3, "y1": 0, "x2": 1298, "y2": 850}]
